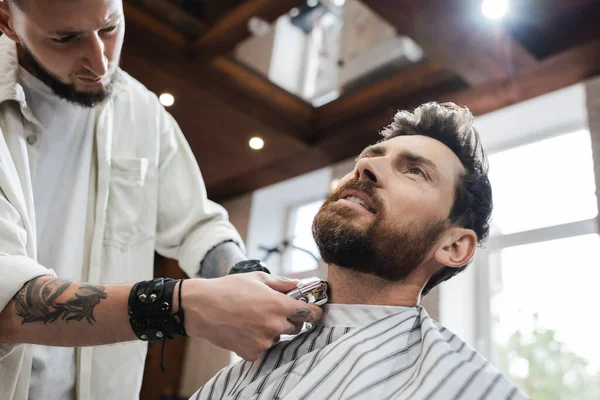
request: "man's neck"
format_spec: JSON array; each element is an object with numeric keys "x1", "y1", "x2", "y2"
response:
[
  {"x1": 326, "y1": 265, "x2": 424, "y2": 307},
  {"x1": 16, "y1": 44, "x2": 34, "y2": 75}
]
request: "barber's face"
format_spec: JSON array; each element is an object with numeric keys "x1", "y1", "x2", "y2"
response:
[
  {"x1": 0, "y1": 0, "x2": 124, "y2": 106},
  {"x1": 313, "y1": 135, "x2": 465, "y2": 281}
]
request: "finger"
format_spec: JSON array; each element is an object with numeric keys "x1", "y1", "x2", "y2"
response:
[
  {"x1": 288, "y1": 322, "x2": 303, "y2": 335},
  {"x1": 261, "y1": 274, "x2": 300, "y2": 293},
  {"x1": 288, "y1": 304, "x2": 323, "y2": 323},
  {"x1": 281, "y1": 321, "x2": 303, "y2": 336}
]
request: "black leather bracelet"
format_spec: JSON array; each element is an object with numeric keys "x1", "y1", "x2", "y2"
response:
[
  {"x1": 128, "y1": 278, "x2": 187, "y2": 341},
  {"x1": 128, "y1": 278, "x2": 187, "y2": 371}
]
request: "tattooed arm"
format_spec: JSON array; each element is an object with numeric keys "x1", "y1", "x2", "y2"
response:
[
  {"x1": 0, "y1": 273, "x2": 322, "y2": 360},
  {"x1": 198, "y1": 241, "x2": 246, "y2": 279},
  {"x1": 0, "y1": 276, "x2": 137, "y2": 346}
]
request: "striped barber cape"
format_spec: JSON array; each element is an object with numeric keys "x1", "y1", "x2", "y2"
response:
[{"x1": 190, "y1": 304, "x2": 529, "y2": 400}]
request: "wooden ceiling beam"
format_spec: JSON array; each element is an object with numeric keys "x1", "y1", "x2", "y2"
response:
[
  {"x1": 209, "y1": 57, "x2": 313, "y2": 123},
  {"x1": 123, "y1": 5, "x2": 313, "y2": 141},
  {"x1": 362, "y1": 0, "x2": 537, "y2": 86},
  {"x1": 313, "y1": 61, "x2": 457, "y2": 131},
  {"x1": 124, "y1": 0, "x2": 205, "y2": 39},
  {"x1": 123, "y1": 2, "x2": 189, "y2": 47},
  {"x1": 191, "y1": 0, "x2": 307, "y2": 59},
  {"x1": 449, "y1": 39, "x2": 600, "y2": 116},
  {"x1": 210, "y1": 39, "x2": 600, "y2": 201}
]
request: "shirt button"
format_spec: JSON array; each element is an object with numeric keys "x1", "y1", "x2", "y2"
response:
[{"x1": 26, "y1": 135, "x2": 38, "y2": 145}]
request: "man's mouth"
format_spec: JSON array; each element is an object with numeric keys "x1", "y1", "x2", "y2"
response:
[{"x1": 338, "y1": 190, "x2": 376, "y2": 213}]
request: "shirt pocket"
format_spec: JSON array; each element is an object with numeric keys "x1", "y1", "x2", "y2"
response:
[{"x1": 103, "y1": 157, "x2": 156, "y2": 250}]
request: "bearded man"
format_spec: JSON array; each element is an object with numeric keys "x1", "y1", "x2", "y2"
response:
[{"x1": 190, "y1": 102, "x2": 530, "y2": 400}]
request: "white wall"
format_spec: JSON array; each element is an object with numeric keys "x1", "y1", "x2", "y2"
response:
[{"x1": 234, "y1": 25, "x2": 276, "y2": 77}]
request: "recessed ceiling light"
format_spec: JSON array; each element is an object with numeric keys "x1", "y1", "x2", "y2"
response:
[
  {"x1": 249, "y1": 137, "x2": 264, "y2": 150},
  {"x1": 159, "y1": 93, "x2": 175, "y2": 107},
  {"x1": 481, "y1": 0, "x2": 509, "y2": 20},
  {"x1": 307, "y1": 0, "x2": 318, "y2": 7},
  {"x1": 289, "y1": 7, "x2": 300, "y2": 17},
  {"x1": 332, "y1": 0, "x2": 345, "y2": 6},
  {"x1": 247, "y1": 16, "x2": 270, "y2": 37}
]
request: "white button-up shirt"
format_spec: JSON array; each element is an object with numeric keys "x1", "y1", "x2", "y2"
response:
[{"x1": 0, "y1": 35, "x2": 244, "y2": 400}]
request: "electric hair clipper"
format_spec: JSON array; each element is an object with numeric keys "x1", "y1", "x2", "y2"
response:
[{"x1": 286, "y1": 278, "x2": 329, "y2": 306}]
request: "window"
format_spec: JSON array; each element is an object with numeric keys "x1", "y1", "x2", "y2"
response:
[
  {"x1": 480, "y1": 130, "x2": 600, "y2": 398},
  {"x1": 283, "y1": 199, "x2": 323, "y2": 274},
  {"x1": 488, "y1": 129, "x2": 597, "y2": 235}
]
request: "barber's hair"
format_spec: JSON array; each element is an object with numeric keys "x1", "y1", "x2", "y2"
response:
[{"x1": 380, "y1": 102, "x2": 493, "y2": 297}]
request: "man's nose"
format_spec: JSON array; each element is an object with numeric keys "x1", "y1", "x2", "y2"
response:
[
  {"x1": 82, "y1": 33, "x2": 108, "y2": 77},
  {"x1": 354, "y1": 157, "x2": 379, "y2": 184}
]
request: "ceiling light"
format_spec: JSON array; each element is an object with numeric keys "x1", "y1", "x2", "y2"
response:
[
  {"x1": 289, "y1": 7, "x2": 300, "y2": 17},
  {"x1": 332, "y1": 0, "x2": 345, "y2": 6},
  {"x1": 249, "y1": 137, "x2": 264, "y2": 150},
  {"x1": 159, "y1": 93, "x2": 175, "y2": 107},
  {"x1": 247, "y1": 16, "x2": 270, "y2": 37},
  {"x1": 481, "y1": 0, "x2": 509, "y2": 20},
  {"x1": 307, "y1": 0, "x2": 318, "y2": 7}
]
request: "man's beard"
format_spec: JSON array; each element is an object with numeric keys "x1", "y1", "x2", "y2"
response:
[
  {"x1": 20, "y1": 44, "x2": 116, "y2": 108},
  {"x1": 312, "y1": 179, "x2": 448, "y2": 282}
]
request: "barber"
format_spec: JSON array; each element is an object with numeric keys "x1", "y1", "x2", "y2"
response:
[{"x1": 0, "y1": 0, "x2": 322, "y2": 399}]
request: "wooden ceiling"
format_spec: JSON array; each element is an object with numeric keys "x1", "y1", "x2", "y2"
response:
[{"x1": 120, "y1": 0, "x2": 600, "y2": 202}]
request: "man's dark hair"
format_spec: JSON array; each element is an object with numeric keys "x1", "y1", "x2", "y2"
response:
[{"x1": 380, "y1": 101, "x2": 493, "y2": 297}]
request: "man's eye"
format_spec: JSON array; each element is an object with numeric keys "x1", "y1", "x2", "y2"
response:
[
  {"x1": 100, "y1": 26, "x2": 117, "y2": 34},
  {"x1": 408, "y1": 167, "x2": 425, "y2": 176},
  {"x1": 52, "y1": 35, "x2": 75, "y2": 44}
]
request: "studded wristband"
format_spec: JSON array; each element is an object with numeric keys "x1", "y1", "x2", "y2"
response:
[
  {"x1": 128, "y1": 278, "x2": 187, "y2": 372},
  {"x1": 128, "y1": 277, "x2": 187, "y2": 342}
]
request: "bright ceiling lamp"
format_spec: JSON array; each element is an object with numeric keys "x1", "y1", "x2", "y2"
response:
[{"x1": 481, "y1": 0, "x2": 509, "y2": 20}]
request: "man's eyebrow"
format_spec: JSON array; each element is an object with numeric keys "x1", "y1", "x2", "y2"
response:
[
  {"x1": 51, "y1": 29, "x2": 82, "y2": 36},
  {"x1": 357, "y1": 145, "x2": 385, "y2": 160},
  {"x1": 398, "y1": 150, "x2": 439, "y2": 173},
  {"x1": 50, "y1": 14, "x2": 122, "y2": 36}
]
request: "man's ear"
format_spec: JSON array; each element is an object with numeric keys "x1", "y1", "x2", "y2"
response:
[
  {"x1": 0, "y1": 2, "x2": 21, "y2": 43},
  {"x1": 433, "y1": 227, "x2": 477, "y2": 268}
]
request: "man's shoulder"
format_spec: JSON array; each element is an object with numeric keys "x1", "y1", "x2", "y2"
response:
[
  {"x1": 108, "y1": 69, "x2": 177, "y2": 137},
  {"x1": 113, "y1": 69, "x2": 161, "y2": 108}
]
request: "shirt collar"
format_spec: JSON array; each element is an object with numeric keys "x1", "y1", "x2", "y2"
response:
[
  {"x1": 0, "y1": 35, "x2": 128, "y2": 109},
  {"x1": 319, "y1": 304, "x2": 418, "y2": 328},
  {"x1": 0, "y1": 35, "x2": 27, "y2": 106}
]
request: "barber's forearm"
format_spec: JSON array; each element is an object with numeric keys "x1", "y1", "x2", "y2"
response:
[
  {"x1": 198, "y1": 241, "x2": 246, "y2": 278},
  {"x1": 0, "y1": 276, "x2": 137, "y2": 346}
]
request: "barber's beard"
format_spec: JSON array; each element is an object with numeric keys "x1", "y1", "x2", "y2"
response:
[
  {"x1": 312, "y1": 179, "x2": 448, "y2": 282},
  {"x1": 20, "y1": 44, "x2": 116, "y2": 108}
]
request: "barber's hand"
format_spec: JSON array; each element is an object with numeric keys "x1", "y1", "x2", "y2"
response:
[{"x1": 181, "y1": 272, "x2": 323, "y2": 361}]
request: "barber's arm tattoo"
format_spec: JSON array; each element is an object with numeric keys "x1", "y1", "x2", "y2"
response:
[
  {"x1": 198, "y1": 241, "x2": 246, "y2": 278},
  {"x1": 14, "y1": 277, "x2": 107, "y2": 325}
]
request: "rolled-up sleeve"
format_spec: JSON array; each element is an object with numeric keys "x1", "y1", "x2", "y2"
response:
[
  {"x1": 0, "y1": 191, "x2": 54, "y2": 359},
  {"x1": 154, "y1": 112, "x2": 245, "y2": 278}
]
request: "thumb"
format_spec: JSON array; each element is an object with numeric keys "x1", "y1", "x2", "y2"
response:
[{"x1": 263, "y1": 275, "x2": 300, "y2": 293}]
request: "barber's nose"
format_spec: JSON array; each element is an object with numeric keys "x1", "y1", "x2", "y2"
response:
[
  {"x1": 354, "y1": 158, "x2": 378, "y2": 184},
  {"x1": 83, "y1": 34, "x2": 108, "y2": 77}
]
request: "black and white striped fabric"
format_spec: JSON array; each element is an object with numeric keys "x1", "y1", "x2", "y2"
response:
[{"x1": 191, "y1": 304, "x2": 529, "y2": 400}]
